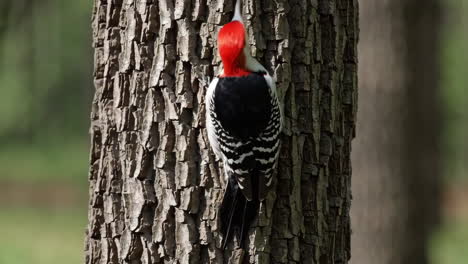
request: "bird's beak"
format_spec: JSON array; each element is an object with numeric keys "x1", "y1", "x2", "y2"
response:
[{"x1": 231, "y1": 0, "x2": 243, "y2": 23}]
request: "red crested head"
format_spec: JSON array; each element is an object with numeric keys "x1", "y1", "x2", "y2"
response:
[{"x1": 218, "y1": 21, "x2": 249, "y2": 77}]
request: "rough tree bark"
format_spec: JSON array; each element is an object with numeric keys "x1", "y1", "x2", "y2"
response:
[
  {"x1": 85, "y1": 1, "x2": 358, "y2": 263},
  {"x1": 351, "y1": 1, "x2": 441, "y2": 264}
]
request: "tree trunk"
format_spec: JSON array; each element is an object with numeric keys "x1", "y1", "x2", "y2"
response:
[
  {"x1": 85, "y1": 1, "x2": 358, "y2": 263},
  {"x1": 351, "y1": 1, "x2": 441, "y2": 264}
]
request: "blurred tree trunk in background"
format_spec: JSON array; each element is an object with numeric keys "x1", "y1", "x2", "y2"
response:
[
  {"x1": 351, "y1": 1, "x2": 441, "y2": 264},
  {"x1": 85, "y1": 0, "x2": 358, "y2": 263},
  {"x1": 404, "y1": 0, "x2": 442, "y2": 262},
  {"x1": 351, "y1": 2, "x2": 407, "y2": 262}
]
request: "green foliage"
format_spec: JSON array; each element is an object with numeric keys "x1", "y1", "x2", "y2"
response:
[
  {"x1": 0, "y1": 207, "x2": 86, "y2": 264},
  {"x1": 441, "y1": 10, "x2": 468, "y2": 183},
  {"x1": 0, "y1": 139, "x2": 89, "y2": 185},
  {"x1": 0, "y1": 0, "x2": 93, "y2": 142},
  {"x1": 430, "y1": 220, "x2": 468, "y2": 264},
  {"x1": 430, "y1": 2, "x2": 468, "y2": 263}
]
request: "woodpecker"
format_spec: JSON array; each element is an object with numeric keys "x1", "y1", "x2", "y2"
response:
[{"x1": 205, "y1": 0, "x2": 282, "y2": 249}]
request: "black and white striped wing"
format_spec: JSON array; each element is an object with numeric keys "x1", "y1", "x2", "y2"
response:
[{"x1": 253, "y1": 76, "x2": 282, "y2": 200}]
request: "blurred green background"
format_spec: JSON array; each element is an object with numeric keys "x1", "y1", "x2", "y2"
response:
[
  {"x1": 0, "y1": 1, "x2": 90, "y2": 263},
  {"x1": 0, "y1": 1, "x2": 466, "y2": 264}
]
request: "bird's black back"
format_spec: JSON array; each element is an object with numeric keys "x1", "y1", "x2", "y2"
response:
[{"x1": 214, "y1": 72, "x2": 271, "y2": 140}]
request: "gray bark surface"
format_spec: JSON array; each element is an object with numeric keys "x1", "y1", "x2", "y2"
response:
[
  {"x1": 85, "y1": 1, "x2": 358, "y2": 263},
  {"x1": 351, "y1": 1, "x2": 441, "y2": 264}
]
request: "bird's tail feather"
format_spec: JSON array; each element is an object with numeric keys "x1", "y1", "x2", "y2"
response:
[{"x1": 220, "y1": 177, "x2": 259, "y2": 249}]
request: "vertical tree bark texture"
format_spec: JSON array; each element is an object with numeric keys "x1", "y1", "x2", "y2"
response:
[
  {"x1": 85, "y1": 1, "x2": 358, "y2": 263},
  {"x1": 351, "y1": 1, "x2": 441, "y2": 264}
]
